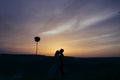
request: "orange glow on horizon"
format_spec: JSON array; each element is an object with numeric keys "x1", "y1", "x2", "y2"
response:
[{"x1": 5, "y1": 34, "x2": 120, "y2": 57}]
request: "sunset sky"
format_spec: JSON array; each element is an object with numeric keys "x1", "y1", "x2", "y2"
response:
[{"x1": 0, "y1": 0, "x2": 120, "y2": 57}]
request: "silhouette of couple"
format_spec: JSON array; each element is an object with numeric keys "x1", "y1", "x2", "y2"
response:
[
  {"x1": 55, "y1": 49, "x2": 64, "y2": 76},
  {"x1": 48, "y1": 49, "x2": 64, "y2": 80}
]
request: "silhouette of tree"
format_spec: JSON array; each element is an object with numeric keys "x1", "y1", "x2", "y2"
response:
[
  {"x1": 34, "y1": 36, "x2": 40, "y2": 55},
  {"x1": 34, "y1": 36, "x2": 40, "y2": 42}
]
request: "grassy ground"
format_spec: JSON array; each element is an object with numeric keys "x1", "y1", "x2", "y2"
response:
[{"x1": 0, "y1": 54, "x2": 120, "y2": 80}]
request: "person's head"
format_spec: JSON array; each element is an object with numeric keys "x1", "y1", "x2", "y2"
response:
[
  {"x1": 55, "y1": 50, "x2": 60, "y2": 56},
  {"x1": 60, "y1": 48, "x2": 64, "y2": 53},
  {"x1": 56, "y1": 50, "x2": 59, "y2": 54}
]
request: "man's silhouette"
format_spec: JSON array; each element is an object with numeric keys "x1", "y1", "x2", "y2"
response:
[{"x1": 59, "y1": 49, "x2": 64, "y2": 77}]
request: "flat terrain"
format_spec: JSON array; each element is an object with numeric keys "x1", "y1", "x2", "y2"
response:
[{"x1": 0, "y1": 54, "x2": 120, "y2": 80}]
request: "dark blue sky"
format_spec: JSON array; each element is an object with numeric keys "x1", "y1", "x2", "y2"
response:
[{"x1": 0, "y1": 0, "x2": 120, "y2": 57}]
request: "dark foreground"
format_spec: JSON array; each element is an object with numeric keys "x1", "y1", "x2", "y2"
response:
[{"x1": 0, "y1": 54, "x2": 120, "y2": 80}]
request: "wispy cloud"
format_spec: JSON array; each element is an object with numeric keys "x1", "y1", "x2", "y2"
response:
[
  {"x1": 77, "y1": 11, "x2": 118, "y2": 30},
  {"x1": 41, "y1": 19, "x2": 76, "y2": 36}
]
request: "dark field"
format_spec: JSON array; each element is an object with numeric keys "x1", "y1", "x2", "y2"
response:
[{"x1": 0, "y1": 54, "x2": 120, "y2": 80}]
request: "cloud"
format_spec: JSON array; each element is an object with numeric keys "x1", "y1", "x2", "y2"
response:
[{"x1": 41, "y1": 19, "x2": 76, "y2": 36}]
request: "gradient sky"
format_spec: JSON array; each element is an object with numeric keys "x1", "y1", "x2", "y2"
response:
[{"x1": 0, "y1": 0, "x2": 120, "y2": 57}]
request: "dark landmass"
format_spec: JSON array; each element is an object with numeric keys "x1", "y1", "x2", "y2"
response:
[{"x1": 0, "y1": 53, "x2": 120, "y2": 80}]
